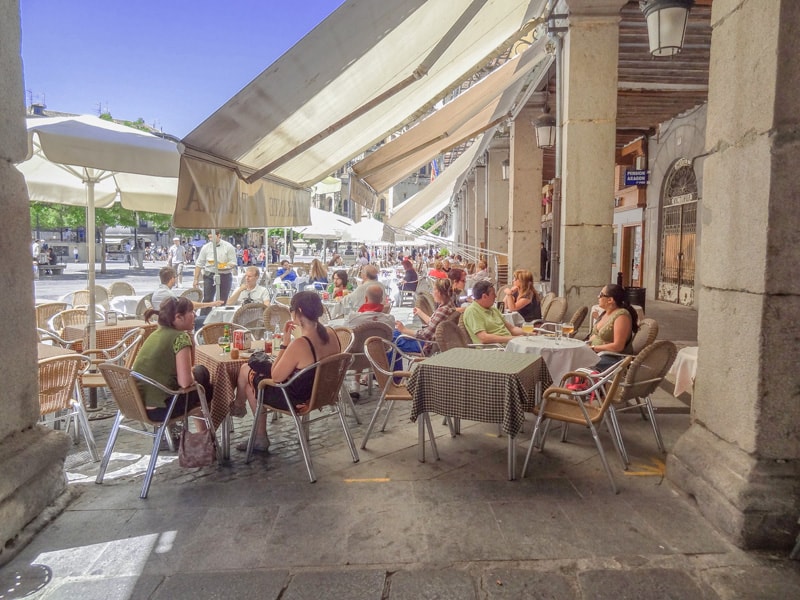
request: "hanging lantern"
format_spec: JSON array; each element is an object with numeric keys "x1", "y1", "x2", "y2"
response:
[
  {"x1": 640, "y1": 0, "x2": 693, "y2": 57},
  {"x1": 533, "y1": 108, "x2": 556, "y2": 149}
]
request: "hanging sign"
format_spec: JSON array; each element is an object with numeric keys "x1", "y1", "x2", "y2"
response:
[{"x1": 624, "y1": 170, "x2": 649, "y2": 186}]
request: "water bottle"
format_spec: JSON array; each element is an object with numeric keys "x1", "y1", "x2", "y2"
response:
[{"x1": 272, "y1": 324, "x2": 282, "y2": 356}]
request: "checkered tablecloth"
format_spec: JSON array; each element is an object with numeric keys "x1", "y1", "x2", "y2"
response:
[
  {"x1": 408, "y1": 347, "x2": 539, "y2": 437},
  {"x1": 63, "y1": 320, "x2": 157, "y2": 354},
  {"x1": 37, "y1": 343, "x2": 77, "y2": 360},
  {"x1": 194, "y1": 344, "x2": 250, "y2": 431}
]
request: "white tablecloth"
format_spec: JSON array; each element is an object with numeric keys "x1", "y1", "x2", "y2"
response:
[
  {"x1": 108, "y1": 294, "x2": 144, "y2": 316},
  {"x1": 671, "y1": 346, "x2": 698, "y2": 397},
  {"x1": 205, "y1": 305, "x2": 238, "y2": 324},
  {"x1": 505, "y1": 335, "x2": 599, "y2": 386}
]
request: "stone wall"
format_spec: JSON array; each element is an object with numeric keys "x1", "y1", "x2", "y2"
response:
[{"x1": 0, "y1": 0, "x2": 71, "y2": 565}]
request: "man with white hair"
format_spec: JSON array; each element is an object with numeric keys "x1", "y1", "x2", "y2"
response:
[{"x1": 167, "y1": 236, "x2": 187, "y2": 287}]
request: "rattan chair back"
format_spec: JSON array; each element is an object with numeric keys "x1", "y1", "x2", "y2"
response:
[
  {"x1": 615, "y1": 340, "x2": 677, "y2": 404},
  {"x1": 180, "y1": 287, "x2": 203, "y2": 302},
  {"x1": 349, "y1": 321, "x2": 393, "y2": 373},
  {"x1": 435, "y1": 319, "x2": 469, "y2": 351},
  {"x1": 108, "y1": 281, "x2": 136, "y2": 298},
  {"x1": 543, "y1": 296, "x2": 568, "y2": 323},
  {"x1": 631, "y1": 318, "x2": 659, "y2": 354},
  {"x1": 540, "y1": 292, "x2": 556, "y2": 318},
  {"x1": 263, "y1": 304, "x2": 291, "y2": 332},
  {"x1": 232, "y1": 302, "x2": 268, "y2": 338},
  {"x1": 71, "y1": 290, "x2": 91, "y2": 307},
  {"x1": 194, "y1": 322, "x2": 248, "y2": 345},
  {"x1": 333, "y1": 326, "x2": 354, "y2": 353},
  {"x1": 36, "y1": 301, "x2": 68, "y2": 330},
  {"x1": 568, "y1": 306, "x2": 589, "y2": 337},
  {"x1": 38, "y1": 354, "x2": 87, "y2": 415}
]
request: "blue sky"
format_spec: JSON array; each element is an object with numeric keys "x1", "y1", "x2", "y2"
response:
[{"x1": 20, "y1": 0, "x2": 344, "y2": 138}]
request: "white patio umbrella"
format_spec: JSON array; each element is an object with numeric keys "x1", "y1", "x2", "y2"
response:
[
  {"x1": 340, "y1": 218, "x2": 391, "y2": 244},
  {"x1": 296, "y1": 207, "x2": 354, "y2": 239},
  {"x1": 18, "y1": 115, "x2": 179, "y2": 346}
]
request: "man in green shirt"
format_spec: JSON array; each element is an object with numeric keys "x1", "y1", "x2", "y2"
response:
[{"x1": 462, "y1": 280, "x2": 525, "y2": 344}]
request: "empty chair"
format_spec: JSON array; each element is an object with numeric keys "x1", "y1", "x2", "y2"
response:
[
  {"x1": 180, "y1": 287, "x2": 203, "y2": 303},
  {"x1": 71, "y1": 290, "x2": 91, "y2": 308},
  {"x1": 605, "y1": 340, "x2": 678, "y2": 467},
  {"x1": 194, "y1": 322, "x2": 248, "y2": 346},
  {"x1": 80, "y1": 327, "x2": 145, "y2": 396},
  {"x1": 134, "y1": 293, "x2": 154, "y2": 319},
  {"x1": 35, "y1": 301, "x2": 68, "y2": 330},
  {"x1": 630, "y1": 318, "x2": 659, "y2": 354},
  {"x1": 522, "y1": 356, "x2": 633, "y2": 493},
  {"x1": 331, "y1": 326, "x2": 360, "y2": 424},
  {"x1": 263, "y1": 304, "x2": 292, "y2": 335},
  {"x1": 542, "y1": 296, "x2": 568, "y2": 323},
  {"x1": 415, "y1": 292, "x2": 436, "y2": 317},
  {"x1": 97, "y1": 364, "x2": 215, "y2": 498},
  {"x1": 274, "y1": 295, "x2": 292, "y2": 307},
  {"x1": 232, "y1": 302, "x2": 268, "y2": 339},
  {"x1": 348, "y1": 321, "x2": 394, "y2": 392},
  {"x1": 108, "y1": 281, "x2": 136, "y2": 298},
  {"x1": 38, "y1": 354, "x2": 98, "y2": 461},
  {"x1": 567, "y1": 306, "x2": 589, "y2": 338},
  {"x1": 434, "y1": 318, "x2": 469, "y2": 351},
  {"x1": 361, "y1": 336, "x2": 439, "y2": 461},
  {"x1": 37, "y1": 327, "x2": 80, "y2": 349},
  {"x1": 539, "y1": 292, "x2": 556, "y2": 318},
  {"x1": 245, "y1": 353, "x2": 359, "y2": 482},
  {"x1": 94, "y1": 285, "x2": 111, "y2": 310}
]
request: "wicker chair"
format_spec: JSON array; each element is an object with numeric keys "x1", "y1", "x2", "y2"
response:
[
  {"x1": 97, "y1": 364, "x2": 215, "y2": 498},
  {"x1": 361, "y1": 336, "x2": 438, "y2": 461},
  {"x1": 521, "y1": 356, "x2": 634, "y2": 494},
  {"x1": 263, "y1": 304, "x2": 291, "y2": 335},
  {"x1": 232, "y1": 302, "x2": 268, "y2": 339},
  {"x1": 348, "y1": 321, "x2": 394, "y2": 393},
  {"x1": 134, "y1": 293, "x2": 154, "y2": 319},
  {"x1": 108, "y1": 281, "x2": 136, "y2": 298},
  {"x1": 567, "y1": 306, "x2": 589, "y2": 338},
  {"x1": 415, "y1": 292, "x2": 436, "y2": 317},
  {"x1": 80, "y1": 328, "x2": 145, "y2": 396},
  {"x1": 542, "y1": 296, "x2": 568, "y2": 323},
  {"x1": 194, "y1": 322, "x2": 249, "y2": 346},
  {"x1": 434, "y1": 318, "x2": 470, "y2": 351},
  {"x1": 331, "y1": 326, "x2": 360, "y2": 424},
  {"x1": 539, "y1": 292, "x2": 556, "y2": 318},
  {"x1": 93, "y1": 285, "x2": 110, "y2": 310},
  {"x1": 630, "y1": 318, "x2": 659, "y2": 354},
  {"x1": 246, "y1": 353, "x2": 359, "y2": 482},
  {"x1": 180, "y1": 287, "x2": 203, "y2": 303},
  {"x1": 35, "y1": 301, "x2": 68, "y2": 330},
  {"x1": 38, "y1": 354, "x2": 98, "y2": 461},
  {"x1": 605, "y1": 340, "x2": 678, "y2": 468},
  {"x1": 71, "y1": 290, "x2": 91, "y2": 308}
]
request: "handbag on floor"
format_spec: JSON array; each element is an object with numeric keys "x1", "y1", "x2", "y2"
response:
[{"x1": 178, "y1": 396, "x2": 216, "y2": 468}]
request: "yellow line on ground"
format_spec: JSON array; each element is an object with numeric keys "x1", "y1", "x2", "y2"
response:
[
  {"x1": 343, "y1": 478, "x2": 391, "y2": 483},
  {"x1": 623, "y1": 457, "x2": 666, "y2": 477}
]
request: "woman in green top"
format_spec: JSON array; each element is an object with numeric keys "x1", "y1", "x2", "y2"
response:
[
  {"x1": 589, "y1": 283, "x2": 639, "y2": 371},
  {"x1": 132, "y1": 296, "x2": 212, "y2": 422}
]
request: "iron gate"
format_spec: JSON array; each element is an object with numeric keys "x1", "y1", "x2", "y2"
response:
[{"x1": 658, "y1": 159, "x2": 698, "y2": 306}]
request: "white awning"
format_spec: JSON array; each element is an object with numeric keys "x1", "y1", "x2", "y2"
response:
[
  {"x1": 387, "y1": 132, "x2": 492, "y2": 228},
  {"x1": 175, "y1": 0, "x2": 547, "y2": 224},
  {"x1": 352, "y1": 36, "x2": 552, "y2": 193}
]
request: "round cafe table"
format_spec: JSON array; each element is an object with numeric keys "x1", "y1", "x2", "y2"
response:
[{"x1": 505, "y1": 335, "x2": 599, "y2": 388}]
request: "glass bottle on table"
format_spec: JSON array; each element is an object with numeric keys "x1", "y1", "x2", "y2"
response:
[
  {"x1": 220, "y1": 324, "x2": 231, "y2": 353},
  {"x1": 271, "y1": 324, "x2": 282, "y2": 356}
]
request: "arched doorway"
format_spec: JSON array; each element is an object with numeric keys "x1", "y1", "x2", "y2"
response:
[{"x1": 658, "y1": 158, "x2": 698, "y2": 306}]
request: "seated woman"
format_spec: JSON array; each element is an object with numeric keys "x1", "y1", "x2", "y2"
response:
[
  {"x1": 474, "y1": 259, "x2": 490, "y2": 280},
  {"x1": 395, "y1": 277, "x2": 456, "y2": 354},
  {"x1": 326, "y1": 269, "x2": 353, "y2": 300},
  {"x1": 305, "y1": 258, "x2": 329, "y2": 290},
  {"x1": 399, "y1": 259, "x2": 418, "y2": 292},
  {"x1": 234, "y1": 291, "x2": 341, "y2": 452},
  {"x1": 501, "y1": 269, "x2": 541, "y2": 322},
  {"x1": 327, "y1": 254, "x2": 343, "y2": 267},
  {"x1": 132, "y1": 296, "x2": 212, "y2": 427},
  {"x1": 589, "y1": 283, "x2": 639, "y2": 371}
]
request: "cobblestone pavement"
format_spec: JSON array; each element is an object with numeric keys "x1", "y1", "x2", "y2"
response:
[{"x1": 8, "y1": 266, "x2": 797, "y2": 599}]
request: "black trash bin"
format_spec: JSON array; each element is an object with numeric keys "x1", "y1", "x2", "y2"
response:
[{"x1": 626, "y1": 287, "x2": 646, "y2": 313}]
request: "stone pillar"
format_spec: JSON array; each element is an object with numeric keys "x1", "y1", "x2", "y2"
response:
[
  {"x1": 509, "y1": 107, "x2": 542, "y2": 277},
  {"x1": 667, "y1": 0, "x2": 800, "y2": 550},
  {"x1": 464, "y1": 173, "x2": 475, "y2": 250},
  {"x1": 558, "y1": 0, "x2": 627, "y2": 308},
  {"x1": 0, "y1": 0, "x2": 71, "y2": 566},
  {"x1": 473, "y1": 163, "x2": 487, "y2": 257},
  {"x1": 486, "y1": 145, "x2": 509, "y2": 283}
]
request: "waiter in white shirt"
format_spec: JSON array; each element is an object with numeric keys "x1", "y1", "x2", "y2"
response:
[{"x1": 193, "y1": 231, "x2": 238, "y2": 315}]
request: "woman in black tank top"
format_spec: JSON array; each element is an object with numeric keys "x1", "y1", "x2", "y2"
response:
[{"x1": 234, "y1": 292, "x2": 340, "y2": 452}]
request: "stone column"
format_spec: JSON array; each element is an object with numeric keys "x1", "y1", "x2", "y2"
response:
[
  {"x1": 464, "y1": 173, "x2": 475, "y2": 250},
  {"x1": 0, "y1": 0, "x2": 71, "y2": 566},
  {"x1": 558, "y1": 0, "x2": 627, "y2": 308},
  {"x1": 667, "y1": 0, "x2": 800, "y2": 550},
  {"x1": 473, "y1": 163, "x2": 487, "y2": 257},
  {"x1": 509, "y1": 107, "x2": 542, "y2": 277},
  {"x1": 486, "y1": 145, "x2": 509, "y2": 283}
]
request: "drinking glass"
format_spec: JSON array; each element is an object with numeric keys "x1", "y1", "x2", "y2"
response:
[
  {"x1": 522, "y1": 321, "x2": 534, "y2": 335},
  {"x1": 561, "y1": 322, "x2": 574, "y2": 338},
  {"x1": 217, "y1": 336, "x2": 229, "y2": 355},
  {"x1": 554, "y1": 323, "x2": 563, "y2": 345}
]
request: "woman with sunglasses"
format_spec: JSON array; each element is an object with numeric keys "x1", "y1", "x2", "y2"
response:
[{"x1": 589, "y1": 284, "x2": 639, "y2": 370}]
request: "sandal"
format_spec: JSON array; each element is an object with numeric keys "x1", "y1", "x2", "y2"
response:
[{"x1": 236, "y1": 438, "x2": 270, "y2": 453}]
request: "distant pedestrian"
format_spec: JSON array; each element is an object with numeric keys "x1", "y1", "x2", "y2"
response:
[{"x1": 73, "y1": 246, "x2": 79, "y2": 262}]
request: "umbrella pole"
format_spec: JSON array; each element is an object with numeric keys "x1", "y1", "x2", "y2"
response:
[
  {"x1": 211, "y1": 228, "x2": 220, "y2": 294},
  {"x1": 86, "y1": 177, "x2": 97, "y2": 349}
]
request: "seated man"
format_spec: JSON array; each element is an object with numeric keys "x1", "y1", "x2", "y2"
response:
[
  {"x1": 274, "y1": 260, "x2": 297, "y2": 283},
  {"x1": 226, "y1": 266, "x2": 270, "y2": 305},
  {"x1": 462, "y1": 279, "x2": 525, "y2": 344},
  {"x1": 343, "y1": 264, "x2": 386, "y2": 312},
  {"x1": 152, "y1": 266, "x2": 224, "y2": 312},
  {"x1": 346, "y1": 284, "x2": 395, "y2": 329}
]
